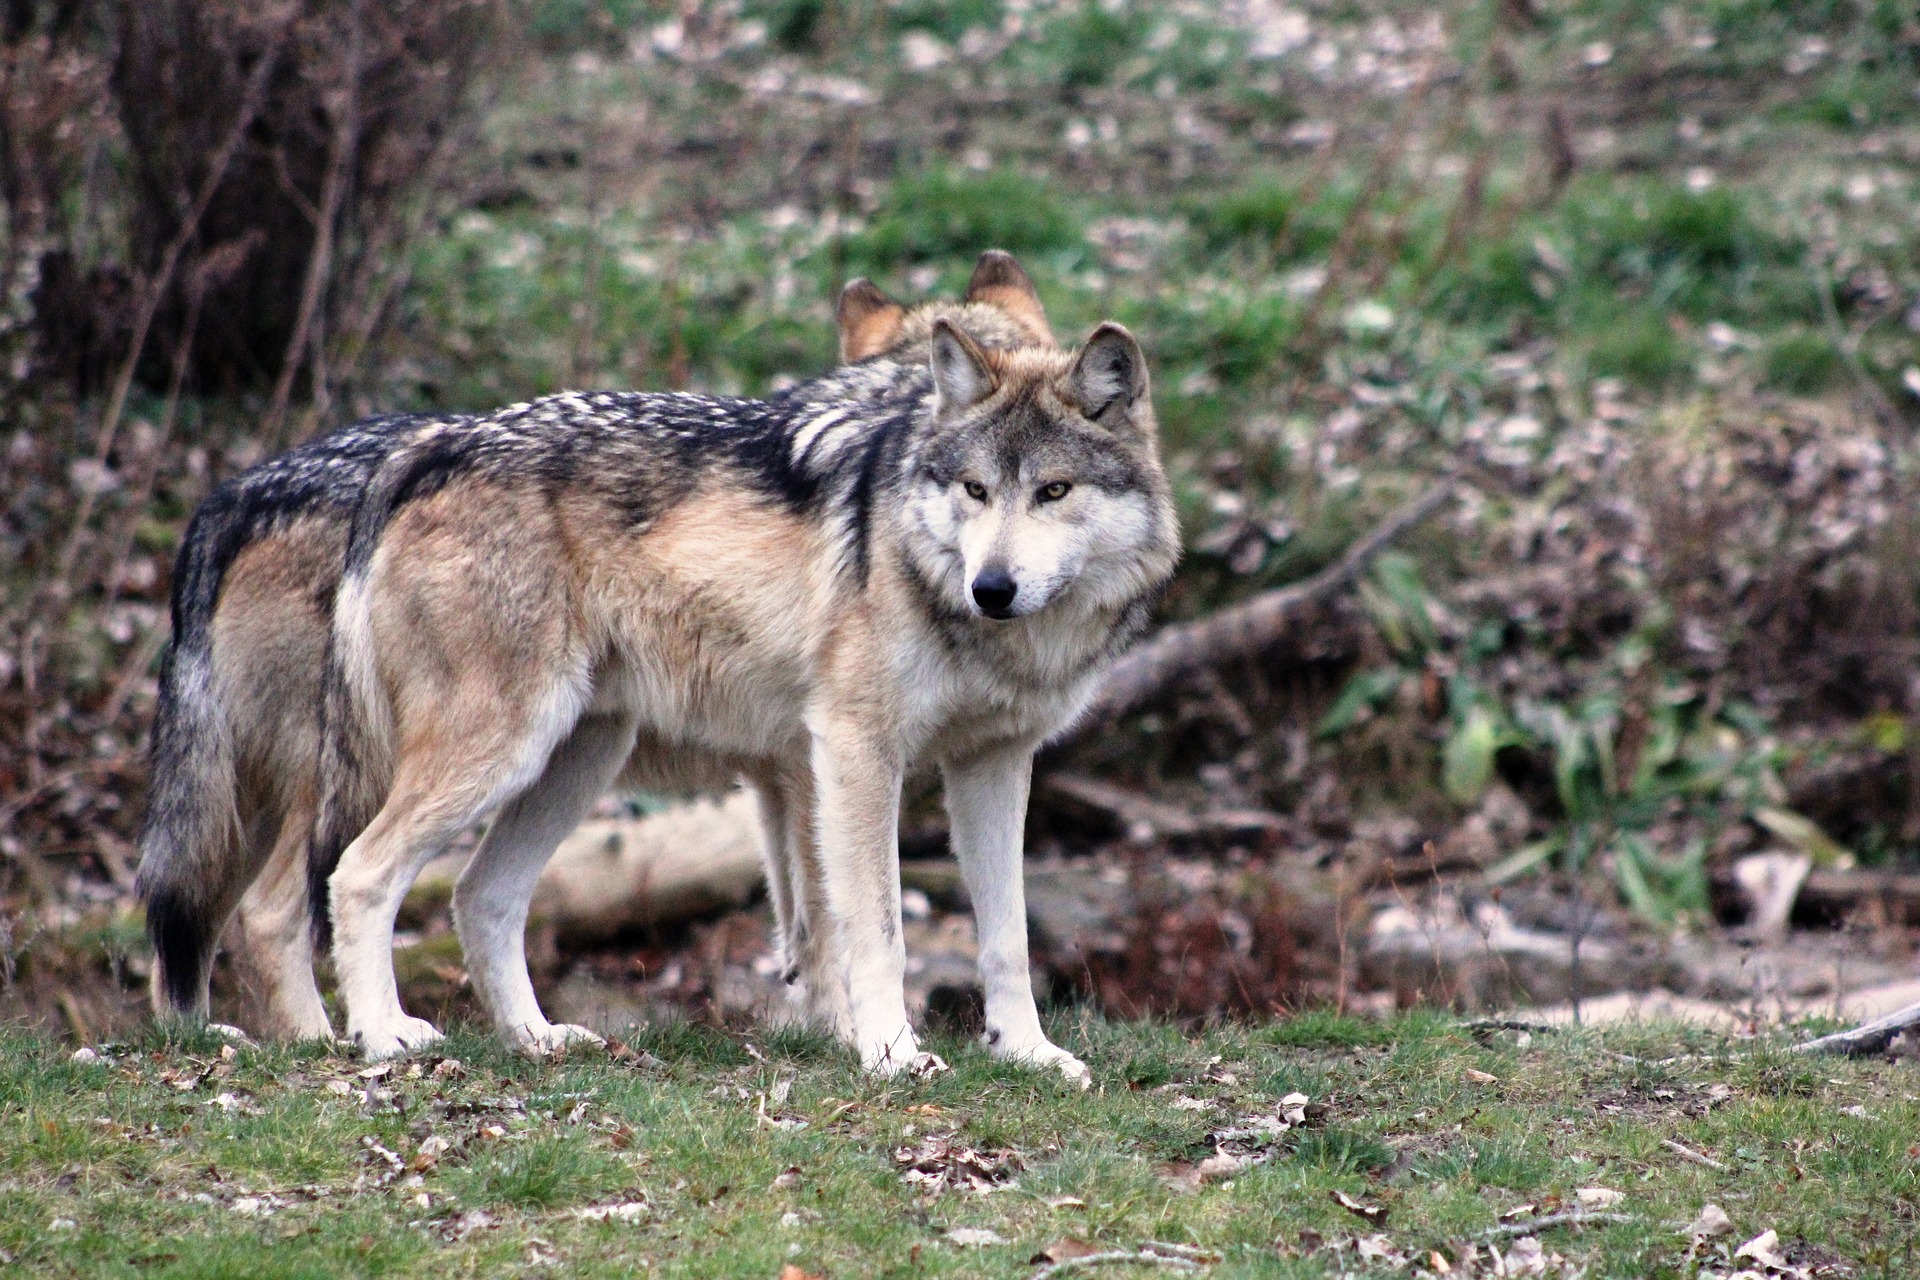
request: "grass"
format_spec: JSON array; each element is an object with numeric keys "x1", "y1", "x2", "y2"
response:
[{"x1": 2, "y1": 1017, "x2": 1916, "y2": 1277}]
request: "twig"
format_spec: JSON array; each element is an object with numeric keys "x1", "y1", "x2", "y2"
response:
[
  {"x1": 1477, "y1": 1211, "x2": 1633, "y2": 1241},
  {"x1": 1660, "y1": 1138, "x2": 1728, "y2": 1172},
  {"x1": 264, "y1": 0, "x2": 364, "y2": 450},
  {"x1": 57, "y1": 988, "x2": 93, "y2": 1045},
  {"x1": 49, "y1": 8, "x2": 294, "y2": 591},
  {"x1": 1031, "y1": 1250, "x2": 1202, "y2": 1279},
  {"x1": 1793, "y1": 997, "x2": 1920, "y2": 1056},
  {"x1": 1070, "y1": 482, "x2": 1456, "y2": 731}
]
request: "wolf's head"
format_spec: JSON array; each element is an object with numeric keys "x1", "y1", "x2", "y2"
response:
[{"x1": 901, "y1": 309, "x2": 1179, "y2": 625}]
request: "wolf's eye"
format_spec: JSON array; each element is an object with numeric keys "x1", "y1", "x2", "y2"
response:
[
  {"x1": 1038, "y1": 481, "x2": 1072, "y2": 503},
  {"x1": 963, "y1": 481, "x2": 989, "y2": 502}
]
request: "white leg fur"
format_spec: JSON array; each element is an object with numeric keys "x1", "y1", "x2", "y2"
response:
[
  {"x1": 454, "y1": 714, "x2": 637, "y2": 1056},
  {"x1": 748, "y1": 772, "x2": 802, "y2": 981},
  {"x1": 809, "y1": 726, "x2": 918, "y2": 1074},
  {"x1": 234, "y1": 822, "x2": 334, "y2": 1041},
  {"x1": 943, "y1": 744, "x2": 1090, "y2": 1088},
  {"x1": 331, "y1": 686, "x2": 588, "y2": 1060},
  {"x1": 329, "y1": 801, "x2": 462, "y2": 1059},
  {"x1": 755, "y1": 765, "x2": 853, "y2": 1040}
]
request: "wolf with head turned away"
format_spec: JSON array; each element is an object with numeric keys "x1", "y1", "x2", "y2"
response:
[{"x1": 135, "y1": 251, "x2": 1180, "y2": 1084}]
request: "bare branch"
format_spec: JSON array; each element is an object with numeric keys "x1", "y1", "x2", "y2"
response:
[{"x1": 1067, "y1": 482, "x2": 1456, "y2": 735}]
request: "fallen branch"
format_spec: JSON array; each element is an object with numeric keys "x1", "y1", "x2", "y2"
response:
[
  {"x1": 1039, "y1": 773, "x2": 1285, "y2": 845},
  {"x1": 1069, "y1": 483, "x2": 1456, "y2": 732},
  {"x1": 1660, "y1": 1138, "x2": 1728, "y2": 1172},
  {"x1": 1793, "y1": 997, "x2": 1920, "y2": 1057},
  {"x1": 1477, "y1": 1211, "x2": 1633, "y2": 1241},
  {"x1": 1031, "y1": 1245, "x2": 1210, "y2": 1279},
  {"x1": 409, "y1": 792, "x2": 765, "y2": 946}
]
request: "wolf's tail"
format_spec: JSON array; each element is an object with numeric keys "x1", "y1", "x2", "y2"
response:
[
  {"x1": 307, "y1": 445, "x2": 426, "y2": 942},
  {"x1": 135, "y1": 507, "x2": 245, "y2": 1021}
]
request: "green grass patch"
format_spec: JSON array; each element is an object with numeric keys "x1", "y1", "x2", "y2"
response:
[{"x1": 4, "y1": 1019, "x2": 1917, "y2": 1276}]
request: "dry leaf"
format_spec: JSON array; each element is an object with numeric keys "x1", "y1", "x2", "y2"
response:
[
  {"x1": 1464, "y1": 1068, "x2": 1499, "y2": 1084},
  {"x1": 1196, "y1": 1152, "x2": 1244, "y2": 1182},
  {"x1": 1331, "y1": 1188, "x2": 1388, "y2": 1225},
  {"x1": 1734, "y1": 1229, "x2": 1784, "y2": 1267},
  {"x1": 1575, "y1": 1186, "x2": 1624, "y2": 1208},
  {"x1": 908, "y1": 1053, "x2": 951, "y2": 1080},
  {"x1": 1686, "y1": 1203, "x2": 1735, "y2": 1243},
  {"x1": 1355, "y1": 1233, "x2": 1404, "y2": 1263},
  {"x1": 894, "y1": 1136, "x2": 1022, "y2": 1195},
  {"x1": 944, "y1": 1226, "x2": 1007, "y2": 1247},
  {"x1": 573, "y1": 1201, "x2": 649, "y2": 1223}
]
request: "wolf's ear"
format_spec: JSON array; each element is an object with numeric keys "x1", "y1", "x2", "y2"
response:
[
  {"x1": 965, "y1": 250, "x2": 1053, "y2": 346},
  {"x1": 929, "y1": 317, "x2": 997, "y2": 411},
  {"x1": 838, "y1": 278, "x2": 908, "y2": 362},
  {"x1": 1068, "y1": 322, "x2": 1149, "y2": 428}
]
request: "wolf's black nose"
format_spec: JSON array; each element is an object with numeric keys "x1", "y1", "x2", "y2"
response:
[{"x1": 971, "y1": 568, "x2": 1017, "y2": 617}]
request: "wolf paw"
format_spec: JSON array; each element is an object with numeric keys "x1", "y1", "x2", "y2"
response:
[
  {"x1": 352, "y1": 1016, "x2": 445, "y2": 1061},
  {"x1": 994, "y1": 1038, "x2": 1092, "y2": 1090},
  {"x1": 514, "y1": 1022, "x2": 607, "y2": 1058}
]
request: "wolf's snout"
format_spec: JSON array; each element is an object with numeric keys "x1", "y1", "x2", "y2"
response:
[{"x1": 971, "y1": 568, "x2": 1018, "y2": 618}]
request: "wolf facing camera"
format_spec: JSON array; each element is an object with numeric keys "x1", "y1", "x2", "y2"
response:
[{"x1": 137, "y1": 251, "x2": 1180, "y2": 1085}]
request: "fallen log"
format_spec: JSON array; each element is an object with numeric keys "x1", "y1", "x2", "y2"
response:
[
  {"x1": 1794, "y1": 998, "x2": 1920, "y2": 1057},
  {"x1": 1709, "y1": 864, "x2": 1920, "y2": 928},
  {"x1": 411, "y1": 792, "x2": 766, "y2": 946}
]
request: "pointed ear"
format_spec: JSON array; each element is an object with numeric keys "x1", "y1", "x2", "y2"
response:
[
  {"x1": 964, "y1": 249, "x2": 1053, "y2": 346},
  {"x1": 929, "y1": 317, "x2": 997, "y2": 411},
  {"x1": 837, "y1": 278, "x2": 907, "y2": 362},
  {"x1": 1068, "y1": 322, "x2": 1149, "y2": 427}
]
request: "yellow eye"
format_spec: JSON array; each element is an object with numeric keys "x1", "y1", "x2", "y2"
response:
[
  {"x1": 964, "y1": 481, "x2": 988, "y2": 502},
  {"x1": 1038, "y1": 481, "x2": 1072, "y2": 502}
]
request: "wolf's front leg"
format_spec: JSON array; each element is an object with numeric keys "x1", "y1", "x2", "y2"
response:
[
  {"x1": 810, "y1": 723, "x2": 920, "y2": 1075},
  {"x1": 943, "y1": 744, "x2": 1090, "y2": 1088}
]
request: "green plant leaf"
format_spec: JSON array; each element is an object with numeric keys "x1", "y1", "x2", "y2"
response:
[
  {"x1": 1485, "y1": 836, "x2": 1561, "y2": 885},
  {"x1": 1611, "y1": 834, "x2": 1670, "y2": 926},
  {"x1": 1443, "y1": 703, "x2": 1502, "y2": 806},
  {"x1": 1751, "y1": 807, "x2": 1855, "y2": 870},
  {"x1": 1315, "y1": 667, "x2": 1408, "y2": 738}
]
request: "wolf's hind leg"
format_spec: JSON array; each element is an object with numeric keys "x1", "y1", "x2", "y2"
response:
[
  {"x1": 944, "y1": 743, "x2": 1089, "y2": 1088},
  {"x1": 233, "y1": 791, "x2": 333, "y2": 1040},
  {"x1": 753, "y1": 763, "x2": 852, "y2": 1041},
  {"x1": 331, "y1": 700, "x2": 584, "y2": 1060},
  {"x1": 453, "y1": 713, "x2": 636, "y2": 1056}
]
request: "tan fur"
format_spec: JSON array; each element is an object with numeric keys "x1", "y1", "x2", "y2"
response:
[
  {"x1": 838, "y1": 279, "x2": 909, "y2": 362},
  {"x1": 962, "y1": 249, "x2": 1054, "y2": 346}
]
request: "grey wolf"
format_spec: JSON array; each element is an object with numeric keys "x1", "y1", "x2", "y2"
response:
[
  {"x1": 132, "y1": 256, "x2": 1024, "y2": 1038},
  {"x1": 140, "y1": 251, "x2": 1179, "y2": 1082}
]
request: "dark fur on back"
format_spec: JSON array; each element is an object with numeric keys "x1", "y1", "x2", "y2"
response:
[{"x1": 137, "y1": 415, "x2": 450, "y2": 1015}]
